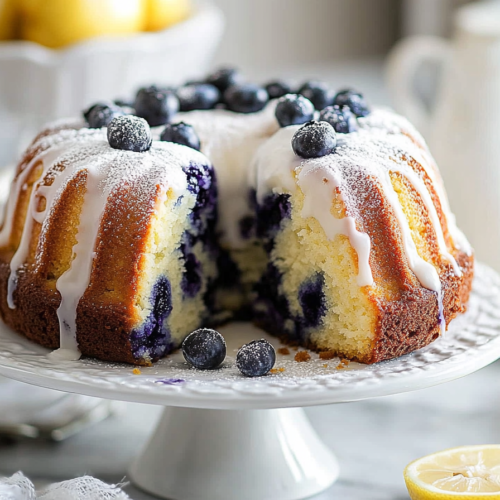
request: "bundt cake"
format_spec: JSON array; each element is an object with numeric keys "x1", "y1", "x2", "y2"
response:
[{"x1": 0, "y1": 72, "x2": 474, "y2": 365}]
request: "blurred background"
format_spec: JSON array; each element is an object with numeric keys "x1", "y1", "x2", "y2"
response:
[
  {"x1": 212, "y1": 0, "x2": 468, "y2": 72},
  {"x1": 1, "y1": 1, "x2": 500, "y2": 498},
  {"x1": 1, "y1": 0, "x2": 496, "y2": 268},
  {"x1": 0, "y1": 0, "x2": 478, "y2": 157}
]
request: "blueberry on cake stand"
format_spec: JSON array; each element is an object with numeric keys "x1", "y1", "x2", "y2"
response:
[{"x1": 0, "y1": 263, "x2": 500, "y2": 500}]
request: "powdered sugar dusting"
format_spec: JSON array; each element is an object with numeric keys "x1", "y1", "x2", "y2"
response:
[
  {"x1": 174, "y1": 103, "x2": 279, "y2": 248},
  {"x1": 251, "y1": 107, "x2": 469, "y2": 320},
  {"x1": 5, "y1": 123, "x2": 207, "y2": 357},
  {"x1": 0, "y1": 265, "x2": 496, "y2": 408},
  {"x1": 0, "y1": 103, "x2": 472, "y2": 362}
]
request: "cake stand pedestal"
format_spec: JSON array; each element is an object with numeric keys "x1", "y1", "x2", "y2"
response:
[
  {"x1": 129, "y1": 407, "x2": 338, "y2": 500},
  {"x1": 1, "y1": 263, "x2": 500, "y2": 500}
]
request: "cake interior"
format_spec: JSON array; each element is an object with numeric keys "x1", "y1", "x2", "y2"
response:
[
  {"x1": 0, "y1": 105, "x2": 473, "y2": 366},
  {"x1": 130, "y1": 162, "x2": 218, "y2": 363},
  {"x1": 252, "y1": 190, "x2": 377, "y2": 362}
]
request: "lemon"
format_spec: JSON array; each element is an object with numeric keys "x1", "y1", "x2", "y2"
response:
[
  {"x1": 144, "y1": 0, "x2": 191, "y2": 32},
  {"x1": 405, "y1": 445, "x2": 500, "y2": 499},
  {"x1": 0, "y1": 0, "x2": 19, "y2": 40},
  {"x1": 19, "y1": 0, "x2": 145, "y2": 49}
]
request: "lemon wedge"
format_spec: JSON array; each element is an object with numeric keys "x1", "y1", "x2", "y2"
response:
[{"x1": 405, "y1": 446, "x2": 500, "y2": 499}]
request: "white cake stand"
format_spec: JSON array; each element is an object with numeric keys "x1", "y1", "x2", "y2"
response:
[{"x1": 0, "y1": 263, "x2": 500, "y2": 500}]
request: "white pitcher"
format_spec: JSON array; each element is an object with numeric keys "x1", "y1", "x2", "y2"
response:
[{"x1": 387, "y1": 1, "x2": 500, "y2": 270}]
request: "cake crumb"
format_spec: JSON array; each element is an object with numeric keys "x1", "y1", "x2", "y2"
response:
[
  {"x1": 270, "y1": 367, "x2": 286, "y2": 374},
  {"x1": 294, "y1": 351, "x2": 311, "y2": 362},
  {"x1": 132, "y1": 368, "x2": 141, "y2": 375},
  {"x1": 278, "y1": 347, "x2": 290, "y2": 355},
  {"x1": 336, "y1": 359, "x2": 350, "y2": 370},
  {"x1": 319, "y1": 351, "x2": 336, "y2": 360}
]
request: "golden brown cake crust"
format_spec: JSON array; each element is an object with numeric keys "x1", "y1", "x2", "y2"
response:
[
  {"x1": 367, "y1": 251, "x2": 474, "y2": 364},
  {"x1": 0, "y1": 133, "x2": 167, "y2": 366},
  {"x1": 0, "y1": 159, "x2": 475, "y2": 366},
  {"x1": 0, "y1": 111, "x2": 475, "y2": 366},
  {"x1": 257, "y1": 249, "x2": 473, "y2": 364},
  {"x1": 0, "y1": 261, "x2": 141, "y2": 364}
]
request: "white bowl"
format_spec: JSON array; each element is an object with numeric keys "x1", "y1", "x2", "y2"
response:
[{"x1": 0, "y1": 0, "x2": 224, "y2": 164}]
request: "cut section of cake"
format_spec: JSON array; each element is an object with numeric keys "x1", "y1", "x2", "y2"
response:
[
  {"x1": 0, "y1": 79, "x2": 474, "y2": 365},
  {"x1": 249, "y1": 110, "x2": 473, "y2": 363},
  {"x1": 0, "y1": 118, "x2": 217, "y2": 364}
]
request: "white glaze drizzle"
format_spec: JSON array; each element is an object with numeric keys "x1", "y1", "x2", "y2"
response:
[
  {"x1": 0, "y1": 145, "x2": 67, "y2": 249},
  {"x1": 360, "y1": 108, "x2": 472, "y2": 259},
  {"x1": 4, "y1": 125, "x2": 201, "y2": 358},
  {"x1": 251, "y1": 126, "x2": 300, "y2": 202},
  {"x1": 4, "y1": 128, "x2": 109, "y2": 309},
  {"x1": 250, "y1": 126, "x2": 373, "y2": 287},
  {"x1": 298, "y1": 164, "x2": 373, "y2": 287},
  {"x1": 1, "y1": 105, "x2": 471, "y2": 351},
  {"x1": 5, "y1": 144, "x2": 78, "y2": 309},
  {"x1": 376, "y1": 168, "x2": 446, "y2": 335},
  {"x1": 51, "y1": 161, "x2": 109, "y2": 360},
  {"x1": 250, "y1": 108, "x2": 471, "y2": 334},
  {"x1": 175, "y1": 104, "x2": 279, "y2": 248}
]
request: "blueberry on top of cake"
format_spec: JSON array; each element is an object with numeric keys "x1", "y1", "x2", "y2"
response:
[
  {"x1": 134, "y1": 85, "x2": 180, "y2": 126},
  {"x1": 0, "y1": 69, "x2": 474, "y2": 367},
  {"x1": 298, "y1": 80, "x2": 335, "y2": 110},
  {"x1": 84, "y1": 102, "x2": 125, "y2": 129},
  {"x1": 319, "y1": 105, "x2": 358, "y2": 134},
  {"x1": 275, "y1": 94, "x2": 315, "y2": 128}
]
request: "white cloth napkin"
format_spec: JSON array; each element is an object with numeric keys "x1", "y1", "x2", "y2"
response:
[
  {"x1": 0, "y1": 472, "x2": 130, "y2": 500},
  {"x1": 0, "y1": 377, "x2": 107, "y2": 435}
]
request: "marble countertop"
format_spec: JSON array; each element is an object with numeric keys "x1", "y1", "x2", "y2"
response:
[{"x1": 1, "y1": 358, "x2": 499, "y2": 499}]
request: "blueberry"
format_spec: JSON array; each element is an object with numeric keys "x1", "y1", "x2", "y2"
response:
[
  {"x1": 236, "y1": 339, "x2": 276, "y2": 377},
  {"x1": 107, "y1": 115, "x2": 152, "y2": 152},
  {"x1": 180, "y1": 246, "x2": 202, "y2": 298},
  {"x1": 131, "y1": 276, "x2": 173, "y2": 361},
  {"x1": 206, "y1": 67, "x2": 243, "y2": 92},
  {"x1": 255, "y1": 193, "x2": 291, "y2": 239},
  {"x1": 299, "y1": 273, "x2": 326, "y2": 327},
  {"x1": 253, "y1": 264, "x2": 291, "y2": 337},
  {"x1": 160, "y1": 122, "x2": 201, "y2": 151},
  {"x1": 292, "y1": 120, "x2": 337, "y2": 159},
  {"x1": 298, "y1": 81, "x2": 334, "y2": 110},
  {"x1": 224, "y1": 84, "x2": 269, "y2": 114},
  {"x1": 84, "y1": 102, "x2": 124, "y2": 128},
  {"x1": 333, "y1": 89, "x2": 370, "y2": 117},
  {"x1": 134, "y1": 85, "x2": 180, "y2": 126},
  {"x1": 265, "y1": 80, "x2": 292, "y2": 99},
  {"x1": 275, "y1": 94, "x2": 315, "y2": 127},
  {"x1": 113, "y1": 98, "x2": 134, "y2": 108},
  {"x1": 319, "y1": 104, "x2": 358, "y2": 133},
  {"x1": 182, "y1": 328, "x2": 226, "y2": 370},
  {"x1": 177, "y1": 83, "x2": 221, "y2": 111}
]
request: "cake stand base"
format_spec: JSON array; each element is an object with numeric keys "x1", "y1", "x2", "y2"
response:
[{"x1": 129, "y1": 407, "x2": 339, "y2": 500}]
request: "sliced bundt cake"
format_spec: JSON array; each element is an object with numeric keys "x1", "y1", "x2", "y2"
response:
[{"x1": 0, "y1": 74, "x2": 474, "y2": 365}]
